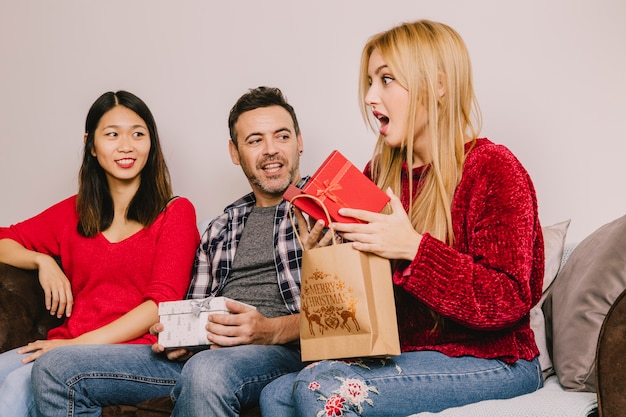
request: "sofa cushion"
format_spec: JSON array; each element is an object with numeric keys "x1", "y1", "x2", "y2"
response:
[
  {"x1": 408, "y1": 375, "x2": 597, "y2": 417},
  {"x1": 540, "y1": 220, "x2": 571, "y2": 293},
  {"x1": 543, "y1": 213, "x2": 626, "y2": 392},
  {"x1": 530, "y1": 219, "x2": 570, "y2": 375}
]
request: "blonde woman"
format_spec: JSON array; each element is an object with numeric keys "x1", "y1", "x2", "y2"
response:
[{"x1": 260, "y1": 20, "x2": 544, "y2": 416}]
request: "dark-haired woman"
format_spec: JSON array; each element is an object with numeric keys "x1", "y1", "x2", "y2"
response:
[{"x1": 0, "y1": 90, "x2": 199, "y2": 417}]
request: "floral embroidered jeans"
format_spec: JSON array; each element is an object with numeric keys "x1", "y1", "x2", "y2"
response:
[{"x1": 260, "y1": 351, "x2": 542, "y2": 417}]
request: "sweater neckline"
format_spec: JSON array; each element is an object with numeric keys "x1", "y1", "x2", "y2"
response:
[
  {"x1": 98, "y1": 227, "x2": 146, "y2": 245},
  {"x1": 402, "y1": 138, "x2": 489, "y2": 175}
]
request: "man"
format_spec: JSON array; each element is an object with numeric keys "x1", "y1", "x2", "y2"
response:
[{"x1": 32, "y1": 86, "x2": 327, "y2": 416}]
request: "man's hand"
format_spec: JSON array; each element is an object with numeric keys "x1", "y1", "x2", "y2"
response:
[
  {"x1": 294, "y1": 208, "x2": 334, "y2": 250},
  {"x1": 205, "y1": 300, "x2": 294, "y2": 347},
  {"x1": 149, "y1": 322, "x2": 194, "y2": 361}
]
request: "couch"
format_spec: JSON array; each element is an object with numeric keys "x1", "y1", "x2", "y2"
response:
[{"x1": 2, "y1": 217, "x2": 625, "y2": 417}]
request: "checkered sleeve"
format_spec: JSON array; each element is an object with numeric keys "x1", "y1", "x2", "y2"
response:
[{"x1": 186, "y1": 214, "x2": 228, "y2": 299}]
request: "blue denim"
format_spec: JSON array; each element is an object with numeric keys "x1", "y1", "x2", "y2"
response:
[
  {"x1": 31, "y1": 343, "x2": 304, "y2": 417},
  {"x1": 32, "y1": 345, "x2": 181, "y2": 417},
  {"x1": 260, "y1": 351, "x2": 542, "y2": 417},
  {"x1": 0, "y1": 348, "x2": 36, "y2": 417}
]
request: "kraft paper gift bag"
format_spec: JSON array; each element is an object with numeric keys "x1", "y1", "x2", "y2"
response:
[{"x1": 288, "y1": 194, "x2": 400, "y2": 361}]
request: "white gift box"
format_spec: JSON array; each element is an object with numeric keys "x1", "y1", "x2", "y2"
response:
[{"x1": 157, "y1": 296, "x2": 255, "y2": 348}]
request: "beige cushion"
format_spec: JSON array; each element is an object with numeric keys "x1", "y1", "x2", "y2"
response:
[
  {"x1": 541, "y1": 220, "x2": 571, "y2": 293},
  {"x1": 543, "y1": 214, "x2": 626, "y2": 392},
  {"x1": 530, "y1": 219, "x2": 570, "y2": 374}
]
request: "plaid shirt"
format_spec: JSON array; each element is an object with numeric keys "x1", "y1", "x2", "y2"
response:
[{"x1": 186, "y1": 178, "x2": 308, "y2": 314}]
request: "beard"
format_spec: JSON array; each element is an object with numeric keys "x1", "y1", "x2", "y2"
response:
[{"x1": 241, "y1": 153, "x2": 300, "y2": 197}]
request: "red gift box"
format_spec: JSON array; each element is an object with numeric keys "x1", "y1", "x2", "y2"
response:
[{"x1": 283, "y1": 150, "x2": 390, "y2": 225}]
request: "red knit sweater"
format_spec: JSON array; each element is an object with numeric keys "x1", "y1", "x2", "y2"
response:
[
  {"x1": 369, "y1": 138, "x2": 544, "y2": 363},
  {"x1": 0, "y1": 196, "x2": 200, "y2": 344}
]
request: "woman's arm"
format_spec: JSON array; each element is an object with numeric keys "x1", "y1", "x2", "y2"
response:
[
  {"x1": 337, "y1": 144, "x2": 543, "y2": 331},
  {"x1": 18, "y1": 300, "x2": 158, "y2": 363},
  {"x1": 0, "y1": 238, "x2": 43, "y2": 269},
  {"x1": 0, "y1": 238, "x2": 73, "y2": 318},
  {"x1": 394, "y1": 146, "x2": 543, "y2": 330},
  {"x1": 73, "y1": 300, "x2": 159, "y2": 344}
]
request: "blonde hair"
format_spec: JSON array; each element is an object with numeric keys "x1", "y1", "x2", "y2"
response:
[{"x1": 359, "y1": 20, "x2": 482, "y2": 244}]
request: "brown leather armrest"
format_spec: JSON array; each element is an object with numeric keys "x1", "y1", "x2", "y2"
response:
[{"x1": 0, "y1": 262, "x2": 63, "y2": 352}]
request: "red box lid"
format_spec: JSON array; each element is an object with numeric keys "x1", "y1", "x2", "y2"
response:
[{"x1": 283, "y1": 150, "x2": 389, "y2": 225}]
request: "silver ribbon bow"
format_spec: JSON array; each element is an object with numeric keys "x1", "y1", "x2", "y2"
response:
[{"x1": 190, "y1": 297, "x2": 213, "y2": 316}]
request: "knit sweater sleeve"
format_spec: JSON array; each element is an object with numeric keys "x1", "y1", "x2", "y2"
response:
[
  {"x1": 142, "y1": 197, "x2": 200, "y2": 304},
  {"x1": 394, "y1": 141, "x2": 544, "y2": 331},
  {"x1": 0, "y1": 196, "x2": 77, "y2": 257}
]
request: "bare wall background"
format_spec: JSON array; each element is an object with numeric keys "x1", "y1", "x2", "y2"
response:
[{"x1": 1, "y1": 0, "x2": 625, "y2": 243}]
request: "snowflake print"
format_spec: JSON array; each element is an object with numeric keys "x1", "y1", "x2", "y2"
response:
[{"x1": 311, "y1": 270, "x2": 330, "y2": 281}]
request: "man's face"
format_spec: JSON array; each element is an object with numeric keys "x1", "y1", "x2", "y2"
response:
[{"x1": 229, "y1": 105, "x2": 303, "y2": 207}]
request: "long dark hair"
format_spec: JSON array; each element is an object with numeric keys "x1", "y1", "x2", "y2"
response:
[{"x1": 77, "y1": 90, "x2": 172, "y2": 237}]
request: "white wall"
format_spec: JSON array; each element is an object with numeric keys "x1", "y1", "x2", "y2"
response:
[{"x1": 1, "y1": 0, "x2": 625, "y2": 243}]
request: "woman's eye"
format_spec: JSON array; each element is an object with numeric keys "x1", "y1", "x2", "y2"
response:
[
  {"x1": 133, "y1": 131, "x2": 145, "y2": 138},
  {"x1": 382, "y1": 75, "x2": 394, "y2": 85},
  {"x1": 106, "y1": 132, "x2": 117, "y2": 137}
]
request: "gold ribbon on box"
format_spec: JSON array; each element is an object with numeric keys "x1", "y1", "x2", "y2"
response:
[{"x1": 310, "y1": 160, "x2": 351, "y2": 208}]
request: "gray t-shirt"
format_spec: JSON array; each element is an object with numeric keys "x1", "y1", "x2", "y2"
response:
[{"x1": 220, "y1": 205, "x2": 291, "y2": 318}]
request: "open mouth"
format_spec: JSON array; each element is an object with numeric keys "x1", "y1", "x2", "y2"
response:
[
  {"x1": 373, "y1": 110, "x2": 389, "y2": 131},
  {"x1": 374, "y1": 111, "x2": 389, "y2": 134},
  {"x1": 263, "y1": 163, "x2": 282, "y2": 174},
  {"x1": 258, "y1": 158, "x2": 285, "y2": 175}
]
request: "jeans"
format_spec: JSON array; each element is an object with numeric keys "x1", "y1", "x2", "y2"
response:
[
  {"x1": 31, "y1": 343, "x2": 304, "y2": 417},
  {"x1": 0, "y1": 348, "x2": 36, "y2": 417},
  {"x1": 260, "y1": 351, "x2": 543, "y2": 417}
]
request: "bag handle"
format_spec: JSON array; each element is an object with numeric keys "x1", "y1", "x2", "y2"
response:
[{"x1": 287, "y1": 193, "x2": 338, "y2": 248}]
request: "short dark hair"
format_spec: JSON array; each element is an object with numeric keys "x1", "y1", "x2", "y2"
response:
[
  {"x1": 228, "y1": 86, "x2": 300, "y2": 146},
  {"x1": 77, "y1": 90, "x2": 172, "y2": 237}
]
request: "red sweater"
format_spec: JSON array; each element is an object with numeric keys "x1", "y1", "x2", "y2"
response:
[
  {"x1": 369, "y1": 138, "x2": 544, "y2": 363},
  {"x1": 0, "y1": 196, "x2": 200, "y2": 344}
]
